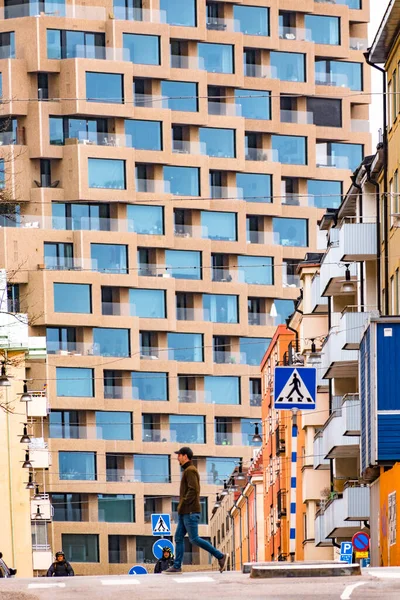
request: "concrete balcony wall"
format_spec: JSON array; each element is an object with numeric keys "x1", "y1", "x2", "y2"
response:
[
  {"x1": 339, "y1": 222, "x2": 377, "y2": 261},
  {"x1": 302, "y1": 466, "x2": 330, "y2": 503},
  {"x1": 315, "y1": 512, "x2": 332, "y2": 547},
  {"x1": 343, "y1": 485, "x2": 370, "y2": 521},
  {"x1": 340, "y1": 310, "x2": 378, "y2": 350},
  {"x1": 319, "y1": 244, "x2": 357, "y2": 297},
  {"x1": 311, "y1": 273, "x2": 328, "y2": 313},
  {"x1": 323, "y1": 496, "x2": 363, "y2": 538},
  {"x1": 322, "y1": 398, "x2": 360, "y2": 458},
  {"x1": 321, "y1": 317, "x2": 359, "y2": 378},
  {"x1": 314, "y1": 433, "x2": 330, "y2": 469}
]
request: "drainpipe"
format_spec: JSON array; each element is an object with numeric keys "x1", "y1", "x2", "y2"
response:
[
  {"x1": 236, "y1": 504, "x2": 243, "y2": 569},
  {"x1": 6, "y1": 385, "x2": 16, "y2": 568},
  {"x1": 364, "y1": 52, "x2": 388, "y2": 315},
  {"x1": 253, "y1": 483, "x2": 258, "y2": 562},
  {"x1": 244, "y1": 494, "x2": 250, "y2": 563},
  {"x1": 351, "y1": 179, "x2": 365, "y2": 310},
  {"x1": 366, "y1": 166, "x2": 382, "y2": 315},
  {"x1": 228, "y1": 511, "x2": 235, "y2": 571},
  {"x1": 285, "y1": 318, "x2": 300, "y2": 356},
  {"x1": 328, "y1": 297, "x2": 335, "y2": 493}
]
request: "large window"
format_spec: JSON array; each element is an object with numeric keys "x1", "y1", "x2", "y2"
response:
[
  {"x1": 238, "y1": 255, "x2": 273, "y2": 285},
  {"x1": 54, "y1": 283, "x2": 91, "y2": 313},
  {"x1": 272, "y1": 135, "x2": 306, "y2": 165},
  {"x1": 236, "y1": 173, "x2": 271, "y2": 203},
  {"x1": 123, "y1": 33, "x2": 160, "y2": 64},
  {"x1": 270, "y1": 51, "x2": 305, "y2": 82},
  {"x1": 317, "y1": 142, "x2": 363, "y2": 171},
  {"x1": 98, "y1": 495, "x2": 135, "y2": 523},
  {"x1": 47, "y1": 29, "x2": 105, "y2": 59},
  {"x1": 93, "y1": 328, "x2": 130, "y2": 357},
  {"x1": 96, "y1": 412, "x2": 132, "y2": 440},
  {"x1": 91, "y1": 243, "x2": 128, "y2": 273},
  {"x1": 305, "y1": 15, "x2": 339, "y2": 45},
  {"x1": 273, "y1": 217, "x2": 308, "y2": 247},
  {"x1": 203, "y1": 294, "x2": 238, "y2": 323},
  {"x1": 204, "y1": 376, "x2": 240, "y2": 405},
  {"x1": 125, "y1": 119, "x2": 162, "y2": 151},
  {"x1": 52, "y1": 203, "x2": 110, "y2": 231},
  {"x1": 56, "y1": 367, "x2": 94, "y2": 397},
  {"x1": 201, "y1": 211, "x2": 237, "y2": 241},
  {"x1": 206, "y1": 457, "x2": 239, "y2": 484},
  {"x1": 130, "y1": 289, "x2": 166, "y2": 318},
  {"x1": 0, "y1": 32, "x2": 15, "y2": 59},
  {"x1": 49, "y1": 410, "x2": 80, "y2": 439},
  {"x1": 239, "y1": 337, "x2": 271, "y2": 366},
  {"x1": 165, "y1": 249, "x2": 201, "y2": 280},
  {"x1": 168, "y1": 333, "x2": 203, "y2": 362},
  {"x1": 315, "y1": 60, "x2": 362, "y2": 91},
  {"x1": 62, "y1": 534, "x2": 99, "y2": 563},
  {"x1": 307, "y1": 179, "x2": 342, "y2": 209},
  {"x1": 44, "y1": 242, "x2": 73, "y2": 270},
  {"x1": 198, "y1": 43, "x2": 234, "y2": 73},
  {"x1": 86, "y1": 72, "x2": 124, "y2": 103},
  {"x1": 164, "y1": 166, "x2": 200, "y2": 196},
  {"x1": 233, "y1": 5, "x2": 269, "y2": 36},
  {"x1": 160, "y1": 0, "x2": 196, "y2": 26},
  {"x1": 59, "y1": 452, "x2": 96, "y2": 481},
  {"x1": 199, "y1": 127, "x2": 235, "y2": 158},
  {"x1": 307, "y1": 97, "x2": 342, "y2": 128},
  {"x1": 134, "y1": 454, "x2": 170, "y2": 483},
  {"x1": 235, "y1": 89, "x2": 270, "y2": 120},
  {"x1": 241, "y1": 418, "x2": 262, "y2": 446},
  {"x1": 128, "y1": 205, "x2": 164, "y2": 235},
  {"x1": 88, "y1": 158, "x2": 126, "y2": 189},
  {"x1": 170, "y1": 415, "x2": 205, "y2": 444},
  {"x1": 161, "y1": 81, "x2": 198, "y2": 112},
  {"x1": 53, "y1": 494, "x2": 83, "y2": 522},
  {"x1": 132, "y1": 372, "x2": 168, "y2": 401}
]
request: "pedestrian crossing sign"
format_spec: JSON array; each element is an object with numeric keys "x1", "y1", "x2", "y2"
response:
[
  {"x1": 151, "y1": 513, "x2": 171, "y2": 536},
  {"x1": 274, "y1": 367, "x2": 316, "y2": 411}
]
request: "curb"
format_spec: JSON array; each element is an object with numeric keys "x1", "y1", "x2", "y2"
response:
[{"x1": 250, "y1": 563, "x2": 361, "y2": 579}]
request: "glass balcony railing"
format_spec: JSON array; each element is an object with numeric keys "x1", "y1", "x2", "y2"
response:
[
  {"x1": 245, "y1": 148, "x2": 277, "y2": 162},
  {"x1": 349, "y1": 37, "x2": 368, "y2": 50},
  {"x1": 250, "y1": 393, "x2": 262, "y2": 407},
  {"x1": 248, "y1": 313, "x2": 277, "y2": 326},
  {"x1": 315, "y1": 72, "x2": 352, "y2": 88},
  {"x1": 134, "y1": 94, "x2": 165, "y2": 108},
  {"x1": 208, "y1": 102, "x2": 241, "y2": 117},
  {"x1": 113, "y1": 7, "x2": 165, "y2": 22},
  {"x1": 174, "y1": 224, "x2": 202, "y2": 238},
  {"x1": 212, "y1": 268, "x2": 237, "y2": 283},
  {"x1": 65, "y1": 131, "x2": 132, "y2": 147},
  {"x1": 178, "y1": 390, "x2": 204, "y2": 403},
  {"x1": 138, "y1": 264, "x2": 170, "y2": 278},
  {"x1": 246, "y1": 231, "x2": 279, "y2": 245},
  {"x1": 106, "y1": 469, "x2": 135, "y2": 483},
  {"x1": 171, "y1": 55, "x2": 198, "y2": 69},
  {"x1": 140, "y1": 347, "x2": 169, "y2": 360},
  {"x1": 176, "y1": 308, "x2": 204, "y2": 321},
  {"x1": 213, "y1": 350, "x2": 242, "y2": 364},
  {"x1": 210, "y1": 186, "x2": 239, "y2": 199},
  {"x1": 279, "y1": 26, "x2": 309, "y2": 41},
  {"x1": 0, "y1": 3, "x2": 106, "y2": 20},
  {"x1": 172, "y1": 140, "x2": 206, "y2": 155},
  {"x1": 280, "y1": 110, "x2": 313, "y2": 125},
  {"x1": 244, "y1": 64, "x2": 275, "y2": 78},
  {"x1": 136, "y1": 179, "x2": 170, "y2": 194}
]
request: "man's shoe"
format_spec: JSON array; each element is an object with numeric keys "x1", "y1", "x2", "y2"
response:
[
  {"x1": 218, "y1": 554, "x2": 228, "y2": 573},
  {"x1": 163, "y1": 566, "x2": 182, "y2": 574}
]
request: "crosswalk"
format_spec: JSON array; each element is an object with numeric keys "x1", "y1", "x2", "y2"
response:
[{"x1": 27, "y1": 574, "x2": 218, "y2": 589}]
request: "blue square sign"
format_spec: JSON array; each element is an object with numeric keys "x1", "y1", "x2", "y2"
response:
[
  {"x1": 151, "y1": 514, "x2": 171, "y2": 536},
  {"x1": 274, "y1": 367, "x2": 316, "y2": 411}
]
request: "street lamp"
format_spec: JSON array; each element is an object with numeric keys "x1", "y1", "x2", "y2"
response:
[
  {"x1": 20, "y1": 380, "x2": 32, "y2": 403},
  {"x1": 0, "y1": 364, "x2": 11, "y2": 387},
  {"x1": 22, "y1": 451, "x2": 32, "y2": 469},
  {"x1": 214, "y1": 494, "x2": 221, "y2": 509},
  {"x1": 220, "y1": 480, "x2": 229, "y2": 497},
  {"x1": 20, "y1": 423, "x2": 31, "y2": 444},
  {"x1": 252, "y1": 423, "x2": 262, "y2": 443},
  {"x1": 340, "y1": 264, "x2": 356, "y2": 294},
  {"x1": 25, "y1": 472, "x2": 35, "y2": 490},
  {"x1": 236, "y1": 459, "x2": 246, "y2": 483},
  {"x1": 33, "y1": 484, "x2": 41, "y2": 500}
]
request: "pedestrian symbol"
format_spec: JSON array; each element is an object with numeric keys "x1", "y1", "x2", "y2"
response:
[
  {"x1": 151, "y1": 513, "x2": 171, "y2": 536},
  {"x1": 274, "y1": 367, "x2": 316, "y2": 411}
]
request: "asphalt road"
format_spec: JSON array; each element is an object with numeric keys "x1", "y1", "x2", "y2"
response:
[{"x1": 1, "y1": 568, "x2": 400, "y2": 600}]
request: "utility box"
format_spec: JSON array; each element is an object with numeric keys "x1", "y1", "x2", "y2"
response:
[{"x1": 360, "y1": 318, "x2": 400, "y2": 475}]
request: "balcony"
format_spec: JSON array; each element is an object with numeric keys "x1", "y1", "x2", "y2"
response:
[
  {"x1": 178, "y1": 390, "x2": 204, "y2": 404},
  {"x1": 279, "y1": 26, "x2": 309, "y2": 42},
  {"x1": 342, "y1": 482, "x2": 370, "y2": 521},
  {"x1": 280, "y1": 110, "x2": 313, "y2": 125},
  {"x1": 206, "y1": 17, "x2": 235, "y2": 32},
  {"x1": 30, "y1": 495, "x2": 52, "y2": 522},
  {"x1": 245, "y1": 148, "x2": 276, "y2": 162},
  {"x1": 313, "y1": 431, "x2": 330, "y2": 470},
  {"x1": 250, "y1": 393, "x2": 262, "y2": 407},
  {"x1": 349, "y1": 38, "x2": 368, "y2": 51},
  {"x1": 248, "y1": 313, "x2": 276, "y2": 326},
  {"x1": 213, "y1": 350, "x2": 242, "y2": 364},
  {"x1": 174, "y1": 224, "x2": 202, "y2": 238},
  {"x1": 172, "y1": 140, "x2": 206, "y2": 155},
  {"x1": 246, "y1": 231, "x2": 279, "y2": 245},
  {"x1": 321, "y1": 314, "x2": 359, "y2": 378},
  {"x1": 208, "y1": 102, "x2": 240, "y2": 117},
  {"x1": 0, "y1": 2, "x2": 106, "y2": 19},
  {"x1": 310, "y1": 274, "x2": 328, "y2": 314},
  {"x1": 282, "y1": 264, "x2": 300, "y2": 288},
  {"x1": 113, "y1": 7, "x2": 164, "y2": 22},
  {"x1": 339, "y1": 307, "x2": 378, "y2": 350},
  {"x1": 338, "y1": 220, "x2": 377, "y2": 261},
  {"x1": 65, "y1": 131, "x2": 131, "y2": 147},
  {"x1": 315, "y1": 510, "x2": 332, "y2": 547},
  {"x1": 210, "y1": 186, "x2": 239, "y2": 200},
  {"x1": 171, "y1": 55, "x2": 199, "y2": 69},
  {"x1": 176, "y1": 307, "x2": 204, "y2": 321},
  {"x1": 29, "y1": 439, "x2": 51, "y2": 469},
  {"x1": 106, "y1": 469, "x2": 135, "y2": 483},
  {"x1": 302, "y1": 467, "x2": 330, "y2": 503},
  {"x1": 324, "y1": 495, "x2": 366, "y2": 538},
  {"x1": 138, "y1": 264, "x2": 170, "y2": 278},
  {"x1": 322, "y1": 394, "x2": 360, "y2": 458},
  {"x1": 244, "y1": 64, "x2": 274, "y2": 79},
  {"x1": 319, "y1": 237, "x2": 357, "y2": 296},
  {"x1": 351, "y1": 119, "x2": 369, "y2": 133},
  {"x1": 26, "y1": 391, "x2": 48, "y2": 418},
  {"x1": 140, "y1": 347, "x2": 168, "y2": 360}
]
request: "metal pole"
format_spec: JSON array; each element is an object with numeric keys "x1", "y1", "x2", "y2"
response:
[{"x1": 289, "y1": 409, "x2": 298, "y2": 561}]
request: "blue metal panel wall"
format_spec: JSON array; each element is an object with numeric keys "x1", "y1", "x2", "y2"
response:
[
  {"x1": 360, "y1": 327, "x2": 370, "y2": 471},
  {"x1": 377, "y1": 323, "x2": 400, "y2": 410},
  {"x1": 377, "y1": 414, "x2": 400, "y2": 461}
]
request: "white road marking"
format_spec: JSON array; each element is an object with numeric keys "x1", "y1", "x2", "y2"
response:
[
  {"x1": 173, "y1": 576, "x2": 215, "y2": 584},
  {"x1": 368, "y1": 570, "x2": 400, "y2": 578},
  {"x1": 101, "y1": 579, "x2": 140, "y2": 585},
  {"x1": 28, "y1": 583, "x2": 66, "y2": 589},
  {"x1": 340, "y1": 581, "x2": 367, "y2": 599}
]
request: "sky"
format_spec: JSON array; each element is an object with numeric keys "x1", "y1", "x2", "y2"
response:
[{"x1": 369, "y1": 0, "x2": 389, "y2": 148}]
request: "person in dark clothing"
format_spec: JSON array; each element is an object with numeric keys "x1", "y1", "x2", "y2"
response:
[
  {"x1": 46, "y1": 551, "x2": 74, "y2": 577},
  {"x1": 163, "y1": 447, "x2": 228, "y2": 575},
  {"x1": 154, "y1": 547, "x2": 174, "y2": 573}
]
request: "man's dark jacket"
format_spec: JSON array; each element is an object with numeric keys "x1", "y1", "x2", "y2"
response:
[
  {"x1": 46, "y1": 560, "x2": 74, "y2": 577},
  {"x1": 178, "y1": 461, "x2": 201, "y2": 514}
]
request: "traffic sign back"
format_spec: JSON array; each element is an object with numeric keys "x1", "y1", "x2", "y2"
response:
[
  {"x1": 151, "y1": 513, "x2": 171, "y2": 536},
  {"x1": 274, "y1": 367, "x2": 316, "y2": 411}
]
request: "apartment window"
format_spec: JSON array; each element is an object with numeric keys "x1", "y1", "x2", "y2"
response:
[
  {"x1": 161, "y1": 81, "x2": 198, "y2": 112},
  {"x1": 132, "y1": 372, "x2": 168, "y2": 401},
  {"x1": 238, "y1": 255, "x2": 273, "y2": 285},
  {"x1": 59, "y1": 452, "x2": 96, "y2": 481},
  {"x1": 203, "y1": 294, "x2": 238, "y2": 323},
  {"x1": 165, "y1": 249, "x2": 201, "y2": 279},
  {"x1": 130, "y1": 289, "x2": 166, "y2": 318},
  {"x1": 304, "y1": 15, "x2": 340, "y2": 45},
  {"x1": 123, "y1": 33, "x2": 160, "y2": 64},
  {"x1": 235, "y1": 89, "x2": 270, "y2": 120},
  {"x1": 199, "y1": 127, "x2": 235, "y2": 158},
  {"x1": 317, "y1": 141, "x2": 363, "y2": 171},
  {"x1": 198, "y1": 42, "x2": 234, "y2": 73},
  {"x1": 160, "y1": 0, "x2": 196, "y2": 26},
  {"x1": 164, "y1": 166, "x2": 200, "y2": 196},
  {"x1": 307, "y1": 97, "x2": 341, "y2": 128},
  {"x1": 241, "y1": 418, "x2": 262, "y2": 446},
  {"x1": 56, "y1": 367, "x2": 94, "y2": 397},
  {"x1": 96, "y1": 412, "x2": 132, "y2": 440},
  {"x1": 172, "y1": 497, "x2": 208, "y2": 524},
  {"x1": 50, "y1": 116, "x2": 108, "y2": 145},
  {"x1": 274, "y1": 299, "x2": 296, "y2": 324},
  {"x1": 86, "y1": 72, "x2": 124, "y2": 103},
  {"x1": 236, "y1": 173, "x2": 272, "y2": 203},
  {"x1": 271, "y1": 135, "x2": 306, "y2": 165},
  {"x1": 125, "y1": 119, "x2": 162, "y2": 150},
  {"x1": 91, "y1": 243, "x2": 128, "y2": 273},
  {"x1": 204, "y1": 376, "x2": 240, "y2": 405},
  {"x1": 170, "y1": 415, "x2": 205, "y2": 444},
  {"x1": 54, "y1": 283, "x2": 91, "y2": 313},
  {"x1": 315, "y1": 59, "x2": 362, "y2": 91},
  {"x1": 0, "y1": 32, "x2": 15, "y2": 59},
  {"x1": 99, "y1": 495, "x2": 135, "y2": 523},
  {"x1": 201, "y1": 211, "x2": 237, "y2": 241},
  {"x1": 307, "y1": 179, "x2": 342, "y2": 209},
  {"x1": 270, "y1": 51, "x2": 305, "y2": 82},
  {"x1": 134, "y1": 454, "x2": 170, "y2": 483},
  {"x1": 52, "y1": 202, "x2": 110, "y2": 231},
  {"x1": 62, "y1": 534, "x2": 99, "y2": 563},
  {"x1": 127, "y1": 205, "x2": 164, "y2": 235},
  {"x1": 49, "y1": 410, "x2": 80, "y2": 439},
  {"x1": 6, "y1": 283, "x2": 19, "y2": 312},
  {"x1": 206, "y1": 457, "x2": 239, "y2": 484},
  {"x1": 49, "y1": 117, "x2": 64, "y2": 145},
  {"x1": 44, "y1": 242, "x2": 73, "y2": 269},
  {"x1": 0, "y1": 158, "x2": 4, "y2": 190},
  {"x1": 0, "y1": 117, "x2": 17, "y2": 144},
  {"x1": 53, "y1": 494, "x2": 82, "y2": 522},
  {"x1": 168, "y1": 333, "x2": 203, "y2": 362},
  {"x1": 93, "y1": 328, "x2": 130, "y2": 357},
  {"x1": 393, "y1": 70, "x2": 397, "y2": 121},
  {"x1": 38, "y1": 72, "x2": 48, "y2": 100},
  {"x1": 233, "y1": 5, "x2": 269, "y2": 36},
  {"x1": 240, "y1": 338, "x2": 271, "y2": 366},
  {"x1": 249, "y1": 378, "x2": 261, "y2": 406},
  {"x1": 88, "y1": 158, "x2": 126, "y2": 189},
  {"x1": 273, "y1": 217, "x2": 308, "y2": 247},
  {"x1": 47, "y1": 29, "x2": 105, "y2": 59}
]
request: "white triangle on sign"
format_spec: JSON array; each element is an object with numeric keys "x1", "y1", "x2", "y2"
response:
[
  {"x1": 154, "y1": 515, "x2": 169, "y2": 533},
  {"x1": 275, "y1": 368, "x2": 315, "y2": 407}
]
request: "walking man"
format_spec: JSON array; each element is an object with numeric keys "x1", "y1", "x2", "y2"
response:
[{"x1": 164, "y1": 447, "x2": 228, "y2": 574}]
